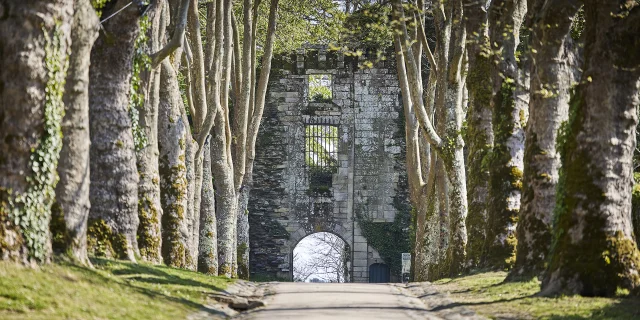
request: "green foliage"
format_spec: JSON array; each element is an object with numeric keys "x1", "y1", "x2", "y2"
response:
[
  {"x1": 0, "y1": 259, "x2": 231, "y2": 319},
  {"x1": 570, "y1": 7, "x2": 586, "y2": 41},
  {"x1": 130, "y1": 16, "x2": 151, "y2": 152},
  {"x1": 339, "y1": 3, "x2": 393, "y2": 51},
  {"x1": 235, "y1": 0, "x2": 345, "y2": 57},
  {"x1": 309, "y1": 74, "x2": 333, "y2": 102},
  {"x1": 91, "y1": 0, "x2": 108, "y2": 18},
  {"x1": 5, "y1": 24, "x2": 67, "y2": 262},
  {"x1": 356, "y1": 208, "x2": 411, "y2": 278}
]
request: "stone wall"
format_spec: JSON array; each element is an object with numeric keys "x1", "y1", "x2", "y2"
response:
[{"x1": 249, "y1": 46, "x2": 410, "y2": 282}]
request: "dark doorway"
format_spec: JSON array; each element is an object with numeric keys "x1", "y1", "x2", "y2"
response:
[{"x1": 368, "y1": 263, "x2": 390, "y2": 283}]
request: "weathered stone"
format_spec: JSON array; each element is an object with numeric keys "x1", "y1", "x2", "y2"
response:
[{"x1": 249, "y1": 46, "x2": 410, "y2": 283}]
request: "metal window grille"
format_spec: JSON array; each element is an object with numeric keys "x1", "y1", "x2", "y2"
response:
[{"x1": 305, "y1": 123, "x2": 339, "y2": 170}]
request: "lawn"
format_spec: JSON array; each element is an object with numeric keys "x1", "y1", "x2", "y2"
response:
[
  {"x1": 433, "y1": 271, "x2": 640, "y2": 319},
  {"x1": 0, "y1": 258, "x2": 233, "y2": 320}
]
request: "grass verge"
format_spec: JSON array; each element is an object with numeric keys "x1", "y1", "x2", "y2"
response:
[
  {"x1": 433, "y1": 271, "x2": 640, "y2": 319},
  {"x1": 0, "y1": 258, "x2": 233, "y2": 320}
]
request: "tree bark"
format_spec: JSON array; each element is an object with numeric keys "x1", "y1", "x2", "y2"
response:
[
  {"x1": 158, "y1": 59, "x2": 191, "y2": 268},
  {"x1": 508, "y1": 0, "x2": 581, "y2": 281},
  {"x1": 136, "y1": 0, "x2": 164, "y2": 264},
  {"x1": 392, "y1": 0, "x2": 468, "y2": 277},
  {"x1": 198, "y1": 139, "x2": 218, "y2": 274},
  {"x1": 483, "y1": 0, "x2": 527, "y2": 270},
  {"x1": 0, "y1": 0, "x2": 73, "y2": 263},
  {"x1": 541, "y1": 1, "x2": 640, "y2": 297},
  {"x1": 51, "y1": 0, "x2": 98, "y2": 265},
  {"x1": 237, "y1": 184, "x2": 250, "y2": 279},
  {"x1": 463, "y1": 0, "x2": 493, "y2": 270},
  {"x1": 88, "y1": 0, "x2": 141, "y2": 261}
]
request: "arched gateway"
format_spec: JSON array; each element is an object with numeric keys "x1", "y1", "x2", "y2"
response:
[{"x1": 248, "y1": 46, "x2": 411, "y2": 283}]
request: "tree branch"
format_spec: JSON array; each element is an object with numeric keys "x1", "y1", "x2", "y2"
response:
[{"x1": 149, "y1": 0, "x2": 190, "y2": 68}]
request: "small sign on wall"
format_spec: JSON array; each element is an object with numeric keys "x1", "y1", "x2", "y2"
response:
[{"x1": 401, "y1": 253, "x2": 411, "y2": 283}]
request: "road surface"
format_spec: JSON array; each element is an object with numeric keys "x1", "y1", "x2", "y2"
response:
[{"x1": 235, "y1": 282, "x2": 482, "y2": 319}]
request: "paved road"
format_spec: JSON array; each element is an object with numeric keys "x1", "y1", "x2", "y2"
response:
[{"x1": 235, "y1": 282, "x2": 477, "y2": 320}]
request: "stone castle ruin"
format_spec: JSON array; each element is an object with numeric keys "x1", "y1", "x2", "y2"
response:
[{"x1": 248, "y1": 46, "x2": 411, "y2": 282}]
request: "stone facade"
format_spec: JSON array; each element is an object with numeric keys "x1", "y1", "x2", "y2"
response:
[{"x1": 249, "y1": 46, "x2": 410, "y2": 282}]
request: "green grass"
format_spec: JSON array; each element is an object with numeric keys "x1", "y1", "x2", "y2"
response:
[
  {"x1": 0, "y1": 258, "x2": 233, "y2": 320},
  {"x1": 433, "y1": 271, "x2": 640, "y2": 319}
]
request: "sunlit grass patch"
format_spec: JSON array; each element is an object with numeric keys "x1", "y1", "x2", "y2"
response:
[
  {"x1": 0, "y1": 258, "x2": 232, "y2": 320},
  {"x1": 433, "y1": 271, "x2": 640, "y2": 319}
]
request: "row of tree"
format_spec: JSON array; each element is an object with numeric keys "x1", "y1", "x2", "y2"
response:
[
  {"x1": 1, "y1": 0, "x2": 639, "y2": 298},
  {"x1": 385, "y1": 0, "x2": 640, "y2": 296},
  {"x1": 0, "y1": 0, "x2": 343, "y2": 278}
]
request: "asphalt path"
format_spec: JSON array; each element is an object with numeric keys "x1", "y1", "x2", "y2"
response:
[{"x1": 236, "y1": 282, "x2": 450, "y2": 319}]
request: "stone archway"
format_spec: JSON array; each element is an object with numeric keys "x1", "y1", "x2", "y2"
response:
[{"x1": 291, "y1": 230, "x2": 351, "y2": 282}]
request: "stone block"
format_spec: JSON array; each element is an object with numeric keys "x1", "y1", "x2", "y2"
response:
[{"x1": 354, "y1": 242, "x2": 367, "y2": 252}]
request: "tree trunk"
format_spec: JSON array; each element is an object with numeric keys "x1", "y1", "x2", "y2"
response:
[
  {"x1": 483, "y1": 0, "x2": 527, "y2": 270},
  {"x1": 541, "y1": 1, "x2": 640, "y2": 297},
  {"x1": 184, "y1": 127, "x2": 197, "y2": 270},
  {"x1": 0, "y1": 0, "x2": 73, "y2": 263},
  {"x1": 158, "y1": 59, "x2": 191, "y2": 268},
  {"x1": 88, "y1": 0, "x2": 141, "y2": 261},
  {"x1": 189, "y1": 145, "x2": 201, "y2": 271},
  {"x1": 237, "y1": 183, "x2": 251, "y2": 279},
  {"x1": 442, "y1": 0, "x2": 468, "y2": 276},
  {"x1": 136, "y1": 1, "x2": 164, "y2": 264},
  {"x1": 463, "y1": 0, "x2": 493, "y2": 270},
  {"x1": 198, "y1": 140, "x2": 218, "y2": 274},
  {"x1": 508, "y1": 0, "x2": 581, "y2": 281},
  {"x1": 51, "y1": 0, "x2": 98, "y2": 265},
  {"x1": 212, "y1": 118, "x2": 238, "y2": 277}
]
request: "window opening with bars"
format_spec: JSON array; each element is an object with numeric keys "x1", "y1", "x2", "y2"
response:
[{"x1": 305, "y1": 121, "x2": 339, "y2": 193}]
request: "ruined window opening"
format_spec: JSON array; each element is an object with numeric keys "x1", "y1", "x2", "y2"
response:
[
  {"x1": 308, "y1": 74, "x2": 332, "y2": 103},
  {"x1": 305, "y1": 121, "x2": 339, "y2": 193}
]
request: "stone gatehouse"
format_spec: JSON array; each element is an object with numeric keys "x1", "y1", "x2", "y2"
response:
[{"x1": 248, "y1": 46, "x2": 411, "y2": 283}]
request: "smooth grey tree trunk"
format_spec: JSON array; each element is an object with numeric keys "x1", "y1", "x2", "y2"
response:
[
  {"x1": 198, "y1": 140, "x2": 218, "y2": 274},
  {"x1": 541, "y1": 1, "x2": 640, "y2": 297},
  {"x1": 0, "y1": 0, "x2": 73, "y2": 264},
  {"x1": 52, "y1": 0, "x2": 99, "y2": 265},
  {"x1": 136, "y1": 1, "x2": 164, "y2": 264},
  {"x1": 212, "y1": 116, "x2": 238, "y2": 277},
  {"x1": 158, "y1": 59, "x2": 192, "y2": 268},
  {"x1": 88, "y1": 0, "x2": 141, "y2": 261},
  {"x1": 237, "y1": 183, "x2": 250, "y2": 279},
  {"x1": 483, "y1": 0, "x2": 527, "y2": 270},
  {"x1": 184, "y1": 124, "x2": 197, "y2": 270},
  {"x1": 508, "y1": 0, "x2": 581, "y2": 281},
  {"x1": 189, "y1": 144, "x2": 201, "y2": 271}
]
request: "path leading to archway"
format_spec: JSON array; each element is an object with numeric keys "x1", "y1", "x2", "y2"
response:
[{"x1": 235, "y1": 282, "x2": 485, "y2": 319}]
